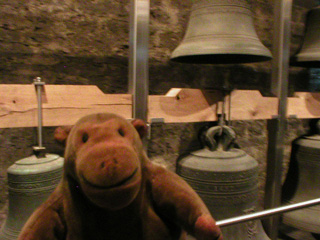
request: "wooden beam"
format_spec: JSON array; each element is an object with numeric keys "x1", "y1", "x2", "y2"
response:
[
  {"x1": 0, "y1": 84, "x2": 131, "y2": 128},
  {"x1": 228, "y1": 90, "x2": 278, "y2": 120},
  {"x1": 0, "y1": 84, "x2": 319, "y2": 128},
  {"x1": 288, "y1": 92, "x2": 320, "y2": 118},
  {"x1": 148, "y1": 88, "x2": 223, "y2": 123}
]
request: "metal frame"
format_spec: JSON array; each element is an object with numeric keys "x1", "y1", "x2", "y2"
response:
[
  {"x1": 33, "y1": 77, "x2": 46, "y2": 156},
  {"x1": 128, "y1": 0, "x2": 150, "y2": 122},
  {"x1": 128, "y1": 1, "x2": 318, "y2": 239},
  {"x1": 34, "y1": 77, "x2": 45, "y2": 149},
  {"x1": 264, "y1": 1, "x2": 292, "y2": 239}
]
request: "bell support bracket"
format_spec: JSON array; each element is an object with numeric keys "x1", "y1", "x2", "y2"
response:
[{"x1": 202, "y1": 125, "x2": 236, "y2": 151}]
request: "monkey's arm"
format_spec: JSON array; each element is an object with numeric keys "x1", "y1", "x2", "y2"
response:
[{"x1": 147, "y1": 163, "x2": 223, "y2": 240}]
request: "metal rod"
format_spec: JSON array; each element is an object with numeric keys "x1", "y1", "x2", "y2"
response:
[
  {"x1": 33, "y1": 77, "x2": 46, "y2": 157},
  {"x1": 217, "y1": 198, "x2": 320, "y2": 228},
  {"x1": 264, "y1": 0, "x2": 292, "y2": 239},
  {"x1": 33, "y1": 77, "x2": 45, "y2": 148},
  {"x1": 227, "y1": 92, "x2": 231, "y2": 126},
  {"x1": 128, "y1": 0, "x2": 150, "y2": 122}
]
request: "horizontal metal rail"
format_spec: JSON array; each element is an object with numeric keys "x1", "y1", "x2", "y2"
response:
[{"x1": 216, "y1": 198, "x2": 320, "y2": 227}]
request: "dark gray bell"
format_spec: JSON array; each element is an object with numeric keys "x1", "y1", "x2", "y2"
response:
[
  {"x1": 177, "y1": 126, "x2": 270, "y2": 240},
  {"x1": 282, "y1": 120, "x2": 320, "y2": 234},
  {"x1": 291, "y1": 6, "x2": 320, "y2": 67},
  {"x1": 170, "y1": 0, "x2": 272, "y2": 64},
  {"x1": 0, "y1": 154, "x2": 63, "y2": 240}
]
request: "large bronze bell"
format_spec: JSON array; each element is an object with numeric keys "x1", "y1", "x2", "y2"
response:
[
  {"x1": 177, "y1": 125, "x2": 270, "y2": 240},
  {"x1": 0, "y1": 154, "x2": 63, "y2": 240},
  {"x1": 170, "y1": 0, "x2": 272, "y2": 64},
  {"x1": 291, "y1": 6, "x2": 320, "y2": 67},
  {"x1": 0, "y1": 78, "x2": 64, "y2": 240},
  {"x1": 281, "y1": 120, "x2": 320, "y2": 234}
]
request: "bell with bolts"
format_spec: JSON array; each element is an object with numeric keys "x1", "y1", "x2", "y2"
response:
[{"x1": 177, "y1": 125, "x2": 270, "y2": 240}]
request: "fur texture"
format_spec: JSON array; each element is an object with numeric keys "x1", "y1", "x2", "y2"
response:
[{"x1": 18, "y1": 113, "x2": 222, "y2": 240}]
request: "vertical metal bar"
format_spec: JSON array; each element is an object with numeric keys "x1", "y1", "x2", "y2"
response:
[
  {"x1": 33, "y1": 77, "x2": 46, "y2": 157},
  {"x1": 129, "y1": 0, "x2": 150, "y2": 122},
  {"x1": 36, "y1": 82, "x2": 43, "y2": 148},
  {"x1": 34, "y1": 77, "x2": 44, "y2": 148},
  {"x1": 264, "y1": 0, "x2": 292, "y2": 239}
]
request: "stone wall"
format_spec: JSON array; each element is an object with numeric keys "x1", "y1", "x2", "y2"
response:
[
  {"x1": 0, "y1": 0, "x2": 317, "y2": 93},
  {"x1": 0, "y1": 0, "x2": 318, "y2": 227}
]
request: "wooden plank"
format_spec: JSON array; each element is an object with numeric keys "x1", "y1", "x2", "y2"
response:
[
  {"x1": 227, "y1": 90, "x2": 278, "y2": 120},
  {"x1": 288, "y1": 92, "x2": 320, "y2": 118},
  {"x1": 0, "y1": 84, "x2": 132, "y2": 128},
  {"x1": 148, "y1": 88, "x2": 223, "y2": 123},
  {"x1": 0, "y1": 84, "x2": 319, "y2": 128},
  {"x1": 149, "y1": 89, "x2": 320, "y2": 122},
  {"x1": 150, "y1": 89, "x2": 279, "y2": 123},
  {"x1": 0, "y1": 84, "x2": 37, "y2": 128}
]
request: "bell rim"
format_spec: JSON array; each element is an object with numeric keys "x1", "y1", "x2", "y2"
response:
[
  {"x1": 170, "y1": 41, "x2": 272, "y2": 64},
  {"x1": 290, "y1": 55, "x2": 320, "y2": 68},
  {"x1": 170, "y1": 53, "x2": 272, "y2": 64}
]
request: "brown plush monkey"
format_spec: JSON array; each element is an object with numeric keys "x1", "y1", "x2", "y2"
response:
[{"x1": 18, "y1": 113, "x2": 222, "y2": 240}]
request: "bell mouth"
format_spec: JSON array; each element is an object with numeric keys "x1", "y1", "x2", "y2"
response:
[
  {"x1": 171, "y1": 53, "x2": 272, "y2": 64},
  {"x1": 170, "y1": 39, "x2": 273, "y2": 64},
  {"x1": 170, "y1": 40, "x2": 272, "y2": 64},
  {"x1": 290, "y1": 57, "x2": 320, "y2": 68}
]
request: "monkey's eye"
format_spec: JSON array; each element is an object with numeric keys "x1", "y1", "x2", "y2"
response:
[
  {"x1": 118, "y1": 128, "x2": 125, "y2": 137},
  {"x1": 82, "y1": 133, "x2": 89, "y2": 143}
]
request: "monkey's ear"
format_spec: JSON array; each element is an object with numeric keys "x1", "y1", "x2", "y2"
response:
[
  {"x1": 131, "y1": 119, "x2": 148, "y2": 139},
  {"x1": 54, "y1": 126, "x2": 73, "y2": 146}
]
